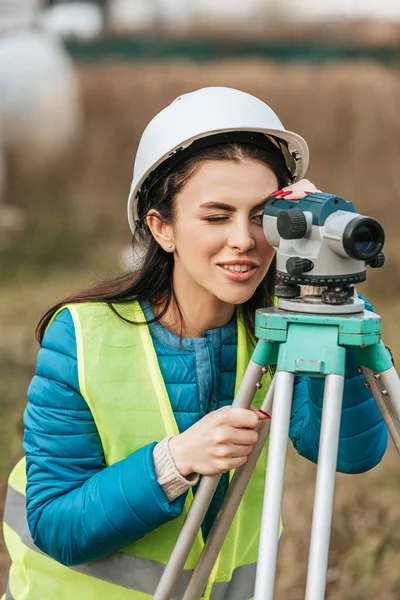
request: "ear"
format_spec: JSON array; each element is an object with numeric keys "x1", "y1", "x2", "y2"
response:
[{"x1": 146, "y1": 210, "x2": 175, "y2": 252}]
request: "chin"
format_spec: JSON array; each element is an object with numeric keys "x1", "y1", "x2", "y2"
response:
[{"x1": 214, "y1": 287, "x2": 257, "y2": 306}]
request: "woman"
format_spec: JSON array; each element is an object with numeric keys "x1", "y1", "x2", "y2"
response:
[{"x1": 2, "y1": 87, "x2": 387, "y2": 600}]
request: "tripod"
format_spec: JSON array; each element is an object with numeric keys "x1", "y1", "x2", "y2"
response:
[{"x1": 153, "y1": 299, "x2": 400, "y2": 600}]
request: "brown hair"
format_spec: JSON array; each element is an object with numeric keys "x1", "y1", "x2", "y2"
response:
[{"x1": 36, "y1": 142, "x2": 289, "y2": 343}]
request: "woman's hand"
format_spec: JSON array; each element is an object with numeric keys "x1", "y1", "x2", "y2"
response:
[
  {"x1": 169, "y1": 406, "x2": 267, "y2": 477},
  {"x1": 270, "y1": 179, "x2": 321, "y2": 201}
]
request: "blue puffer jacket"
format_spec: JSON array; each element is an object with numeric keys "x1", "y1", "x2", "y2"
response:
[{"x1": 24, "y1": 298, "x2": 388, "y2": 567}]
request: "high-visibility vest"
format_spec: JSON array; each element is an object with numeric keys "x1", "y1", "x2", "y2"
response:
[{"x1": 2, "y1": 301, "x2": 280, "y2": 600}]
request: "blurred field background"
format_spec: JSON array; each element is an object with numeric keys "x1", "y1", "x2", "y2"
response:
[{"x1": 1, "y1": 37, "x2": 400, "y2": 600}]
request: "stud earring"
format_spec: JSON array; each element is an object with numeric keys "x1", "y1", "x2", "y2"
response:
[{"x1": 167, "y1": 243, "x2": 174, "y2": 250}]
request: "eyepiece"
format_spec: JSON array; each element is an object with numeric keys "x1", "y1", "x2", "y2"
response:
[{"x1": 342, "y1": 217, "x2": 385, "y2": 261}]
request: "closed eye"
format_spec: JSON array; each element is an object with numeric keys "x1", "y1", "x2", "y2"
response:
[
  {"x1": 203, "y1": 215, "x2": 229, "y2": 222},
  {"x1": 203, "y1": 214, "x2": 263, "y2": 223}
]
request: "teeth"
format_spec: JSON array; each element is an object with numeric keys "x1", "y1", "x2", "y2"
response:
[{"x1": 222, "y1": 264, "x2": 253, "y2": 272}]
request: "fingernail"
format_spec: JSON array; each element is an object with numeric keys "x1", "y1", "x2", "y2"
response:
[
  {"x1": 258, "y1": 409, "x2": 271, "y2": 419},
  {"x1": 279, "y1": 191, "x2": 293, "y2": 197},
  {"x1": 304, "y1": 191, "x2": 314, "y2": 194},
  {"x1": 270, "y1": 189, "x2": 284, "y2": 197}
]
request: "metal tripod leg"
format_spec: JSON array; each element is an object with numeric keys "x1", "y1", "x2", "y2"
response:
[
  {"x1": 305, "y1": 374, "x2": 345, "y2": 600},
  {"x1": 182, "y1": 378, "x2": 276, "y2": 600},
  {"x1": 253, "y1": 311, "x2": 349, "y2": 600},
  {"x1": 254, "y1": 371, "x2": 295, "y2": 600},
  {"x1": 303, "y1": 361, "x2": 400, "y2": 599},
  {"x1": 153, "y1": 357, "x2": 269, "y2": 600},
  {"x1": 362, "y1": 365, "x2": 400, "y2": 455}
]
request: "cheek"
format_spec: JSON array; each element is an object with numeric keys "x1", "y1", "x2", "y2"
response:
[{"x1": 176, "y1": 225, "x2": 224, "y2": 259}]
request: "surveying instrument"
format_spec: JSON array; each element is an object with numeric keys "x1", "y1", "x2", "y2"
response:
[{"x1": 154, "y1": 192, "x2": 400, "y2": 600}]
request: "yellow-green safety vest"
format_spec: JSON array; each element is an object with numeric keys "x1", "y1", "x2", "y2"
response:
[{"x1": 2, "y1": 301, "x2": 281, "y2": 600}]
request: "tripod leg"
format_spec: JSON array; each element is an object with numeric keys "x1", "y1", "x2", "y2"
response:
[
  {"x1": 363, "y1": 365, "x2": 400, "y2": 455},
  {"x1": 254, "y1": 371, "x2": 295, "y2": 600},
  {"x1": 153, "y1": 357, "x2": 269, "y2": 600},
  {"x1": 182, "y1": 378, "x2": 276, "y2": 600},
  {"x1": 305, "y1": 374, "x2": 345, "y2": 600}
]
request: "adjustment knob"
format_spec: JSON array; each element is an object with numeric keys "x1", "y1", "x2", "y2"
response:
[
  {"x1": 286, "y1": 257, "x2": 314, "y2": 276},
  {"x1": 275, "y1": 280, "x2": 301, "y2": 298},
  {"x1": 277, "y1": 210, "x2": 307, "y2": 239},
  {"x1": 367, "y1": 251, "x2": 385, "y2": 268},
  {"x1": 322, "y1": 288, "x2": 347, "y2": 305}
]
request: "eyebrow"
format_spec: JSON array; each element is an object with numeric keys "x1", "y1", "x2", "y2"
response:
[{"x1": 199, "y1": 199, "x2": 268, "y2": 213}]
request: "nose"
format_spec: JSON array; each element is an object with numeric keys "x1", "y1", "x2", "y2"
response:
[{"x1": 227, "y1": 219, "x2": 256, "y2": 253}]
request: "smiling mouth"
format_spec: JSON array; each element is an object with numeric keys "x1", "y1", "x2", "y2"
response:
[
  {"x1": 220, "y1": 264, "x2": 255, "y2": 272},
  {"x1": 216, "y1": 264, "x2": 258, "y2": 281}
]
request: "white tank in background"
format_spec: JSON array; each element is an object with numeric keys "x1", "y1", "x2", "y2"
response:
[
  {"x1": 0, "y1": 2, "x2": 43, "y2": 237},
  {"x1": 296, "y1": 0, "x2": 369, "y2": 20},
  {"x1": 0, "y1": 0, "x2": 43, "y2": 34},
  {"x1": 0, "y1": 30, "x2": 82, "y2": 171},
  {"x1": 109, "y1": 0, "x2": 158, "y2": 31},
  {"x1": 40, "y1": 2, "x2": 104, "y2": 40},
  {"x1": 195, "y1": 0, "x2": 267, "y2": 23},
  {"x1": 280, "y1": 0, "x2": 400, "y2": 22},
  {"x1": 156, "y1": 0, "x2": 197, "y2": 26},
  {"x1": 368, "y1": 0, "x2": 400, "y2": 21}
]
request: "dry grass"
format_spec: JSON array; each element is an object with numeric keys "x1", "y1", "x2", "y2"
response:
[{"x1": 1, "y1": 58, "x2": 400, "y2": 598}]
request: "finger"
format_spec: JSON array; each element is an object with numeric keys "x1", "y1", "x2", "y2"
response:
[
  {"x1": 219, "y1": 455, "x2": 248, "y2": 472},
  {"x1": 271, "y1": 189, "x2": 318, "y2": 201},
  {"x1": 224, "y1": 407, "x2": 260, "y2": 429},
  {"x1": 284, "y1": 191, "x2": 308, "y2": 201},
  {"x1": 229, "y1": 444, "x2": 255, "y2": 457},
  {"x1": 270, "y1": 180, "x2": 321, "y2": 201},
  {"x1": 215, "y1": 442, "x2": 255, "y2": 459},
  {"x1": 249, "y1": 405, "x2": 270, "y2": 420},
  {"x1": 228, "y1": 426, "x2": 259, "y2": 445},
  {"x1": 270, "y1": 188, "x2": 293, "y2": 198}
]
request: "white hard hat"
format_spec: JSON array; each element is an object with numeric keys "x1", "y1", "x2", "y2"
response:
[{"x1": 127, "y1": 86, "x2": 309, "y2": 237}]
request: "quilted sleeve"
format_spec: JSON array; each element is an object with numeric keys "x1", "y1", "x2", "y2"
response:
[
  {"x1": 289, "y1": 296, "x2": 388, "y2": 473},
  {"x1": 289, "y1": 365, "x2": 388, "y2": 473},
  {"x1": 24, "y1": 308, "x2": 186, "y2": 567}
]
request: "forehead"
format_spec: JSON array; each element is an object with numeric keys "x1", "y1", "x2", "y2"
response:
[{"x1": 176, "y1": 160, "x2": 278, "y2": 210}]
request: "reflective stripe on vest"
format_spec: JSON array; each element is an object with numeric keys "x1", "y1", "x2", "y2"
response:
[
  {"x1": 3, "y1": 301, "x2": 279, "y2": 599},
  {"x1": 4, "y1": 483, "x2": 260, "y2": 600},
  {"x1": 5, "y1": 582, "x2": 14, "y2": 600}
]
